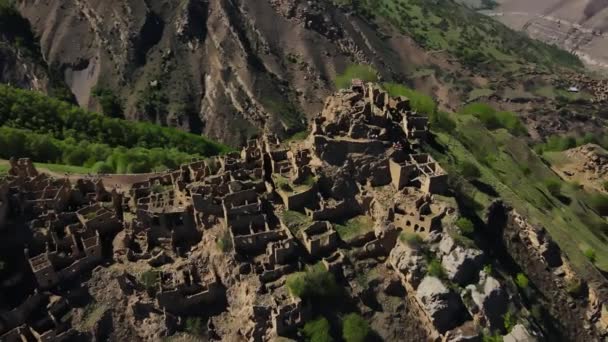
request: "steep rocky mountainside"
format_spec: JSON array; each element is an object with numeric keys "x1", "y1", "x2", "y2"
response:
[
  {"x1": 5, "y1": 0, "x2": 605, "y2": 146},
  {"x1": 16, "y1": 0, "x2": 408, "y2": 144},
  {"x1": 485, "y1": 0, "x2": 608, "y2": 71}
]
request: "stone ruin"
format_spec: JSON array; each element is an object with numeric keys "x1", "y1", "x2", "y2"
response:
[{"x1": 0, "y1": 82, "x2": 604, "y2": 342}]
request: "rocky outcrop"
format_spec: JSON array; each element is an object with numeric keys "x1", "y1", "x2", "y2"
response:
[
  {"x1": 12, "y1": 0, "x2": 433, "y2": 145},
  {"x1": 439, "y1": 235, "x2": 484, "y2": 286},
  {"x1": 389, "y1": 241, "x2": 427, "y2": 289},
  {"x1": 468, "y1": 274, "x2": 508, "y2": 331},
  {"x1": 415, "y1": 276, "x2": 465, "y2": 334},
  {"x1": 503, "y1": 324, "x2": 538, "y2": 342},
  {"x1": 486, "y1": 200, "x2": 608, "y2": 341}
]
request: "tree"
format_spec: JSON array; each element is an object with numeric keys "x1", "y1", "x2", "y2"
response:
[
  {"x1": 286, "y1": 264, "x2": 340, "y2": 299},
  {"x1": 515, "y1": 273, "x2": 529, "y2": 289},
  {"x1": 455, "y1": 217, "x2": 475, "y2": 235},
  {"x1": 92, "y1": 87, "x2": 124, "y2": 119},
  {"x1": 427, "y1": 258, "x2": 446, "y2": 279},
  {"x1": 302, "y1": 317, "x2": 334, "y2": 342},
  {"x1": 342, "y1": 313, "x2": 370, "y2": 342}
]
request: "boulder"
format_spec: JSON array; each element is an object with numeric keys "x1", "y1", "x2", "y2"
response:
[
  {"x1": 415, "y1": 276, "x2": 464, "y2": 333},
  {"x1": 442, "y1": 246, "x2": 484, "y2": 285},
  {"x1": 503, "y1": 324, "x2": 538, "y2": 342},
  {"x1": 470, "y1": 275, "x2": 508, "y2": 330},
  {"x1": 439, "y1": 233, "x2": 456, "y2": 255},
  {"x1": 388, "y1": 242, "x2": 426, "y2": 289}
]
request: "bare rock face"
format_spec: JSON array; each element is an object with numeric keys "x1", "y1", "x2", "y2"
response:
[
  {"x1": 13, "y1": 0, "x2": 426, "y2": 144},
  {"x1": 503, "y1": 324, "x2": 538, "y2": 342},
  {"x1": 469, "y1": 274, "x2": 508, "y2": 331},
  {"x1": 389, "y1": 241, "x2": 427, "y2": 289},
  {"x1": 415, "y1": 276, "x2": 465, "y2": 334},
  {"x1": 441, "y1": 246, "x2": 484, "y2": 286}
]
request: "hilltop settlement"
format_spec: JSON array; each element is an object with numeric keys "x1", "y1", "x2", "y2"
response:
[{"x1": 0, "y1": 82, "x2": 606, "y2": 342}]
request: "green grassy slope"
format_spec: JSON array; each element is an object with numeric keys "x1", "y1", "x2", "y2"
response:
[
  {"x1": 426, "y1": 114, "x2": 608, "y2": 274},
  {"x1": 339, "y1": 0, "x2": 582, "y2": 73}
]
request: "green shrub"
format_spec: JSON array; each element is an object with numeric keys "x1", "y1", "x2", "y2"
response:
[
  {"x1": 455, "y1": 217, "x2": 475, "y2": 235},
  {"x1": 538, "y1": 135, "x2": 577, "y2": 153},
  {"x1": 459, "y1": 103, "x2": 526, "y2": 135},
  {"x1": 483, "y1": 264, "x2": 493, "y2": 275},
  {"x1": 334, "y1": 64, "x2": 378, "y2": 89},
  {"x1": 515, "y1": 273, "x2": 529, "y2": 289},
  {"x1": 185, "y1": 317, "x2": 203, "y2": 336},
  {"x1": 217, "y1": 230, "x2": 233, "y2": 253},
  {"x1": 382, "y1": 83, "x2": 437, "y2": 115},
  {"x1": 459, "y1": 161, "x2": 481, "y2": 180},
  {"x1": 482, "y1": 333, "x2": 503, "y2": 342},
  {"x1": 427, "y1": 258, "x2": 446, "y2": 278},
  {"x1": 584, "y1": 248, "x2": 597, "y2": 263},
  {"x1": 544, "y1": 179, "x2": 562, "y2": 197},
  {"x1": 286, "y1": 264, "x2": 340, "y2": 299},
  {"x1": 140, "y1": 270, "x2": 160, "y2": 293},
  {"x1": 302, "y1": 317, "x2": 334, "y2": 342},
  {"x1": 603, "y1": 181, "x2": 608, "y2": 192},
  {"x1": 503, "y1": 311, "x2": 516, "y2": 332},
  {"x1": 91, "y1": 161, "x2": 114, "y2": 174},
  {"x1": 92, "y1": 87, "x2": 124, "y2": 118},
  {"x1": 400, "y1": 232, "x2": 424, "y2": 247},
  {"x1": 342, "y1": 313, "x2": 370, "y2": 342}
]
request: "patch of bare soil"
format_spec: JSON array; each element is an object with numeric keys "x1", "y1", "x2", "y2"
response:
[{"x1": 550, "y1": 144, "x2": 608, "y2": 193}]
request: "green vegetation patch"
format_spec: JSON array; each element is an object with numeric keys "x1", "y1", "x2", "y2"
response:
[
  {"x1": 286, "y1": 263, "x2": 340, "y2": 299},
  {"x1": 426, "y1": 110, "x2": 608, "y2": 273},
  {"x1": 302, "y1": 317, "x2": 334, "y2": 342},
  {"x1": 515, "y1": 273, "x2": 529, "y2": 289},
  {"x1": 382, "y1": 82, "x2": 437, "y2": 115},
  {"x1": 77, "y1": 303, "x2": 108, "y2": 331},
  {"x1": 339, "y1": 0, "x2": 582, "y2": 73},
  {"x1": 459, "y1": 102, "x2": 527, "y2": 136},
  {"x1": 334, "y1": 64, "x2": 379, "y2": 89},
  {"x1": 0, "y1": 127, "x2": 199, "y2": 174},
  {"x1": 335, "y1": 215, "x2": 374, "y2": 241},
  {"x1": 0, "y1": 84, "x2": 230, "y2": 156},
  {"x1": 281, "y1": 210, "x2": 313, "y2": 237},
  {"x1": 342, "y1": 313, "x2": 371, "y2": 342},
  {"x1": 400, "y1": 232, "x2": 424, "y2": 247}
]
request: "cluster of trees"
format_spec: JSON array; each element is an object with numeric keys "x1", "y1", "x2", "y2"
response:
[
  {"x1": 301, "y1": 313, "x2": 371, "y2": 342},
  {"x1": 535, "y1": 133, "x2": 608, "y2": 154},
  {"x1": 0, "y1": 85, "x2": 230, "y2": 156},
  {"x1": 286, "y1": 264, "x2": 340, "y2": 300},
  {"x1": 459, "y1": 103, "x2": 527, "y2": 136},
  {"x1": 0, "y1": 127, "x2": 198, "y2": 173}
]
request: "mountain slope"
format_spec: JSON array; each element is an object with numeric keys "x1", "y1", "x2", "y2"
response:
[
  {"x1": 9, "y1": 0, "x2": 596, "y2": 145},
  {"x1": 481, "y1": 0, "x2": 608, "y2": 71}
]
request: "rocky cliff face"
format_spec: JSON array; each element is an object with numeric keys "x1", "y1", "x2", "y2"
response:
[
  {"x1": 486, "y1": 200, "x2": 608, "y2": 341},
  {"x1": 12, "y1": 0, "x2": 435, "y2": 145}
]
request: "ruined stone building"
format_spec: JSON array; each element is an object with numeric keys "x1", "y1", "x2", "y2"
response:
[{"x1": 0, "y1": 82, "x2": 604, "y2": 342}]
